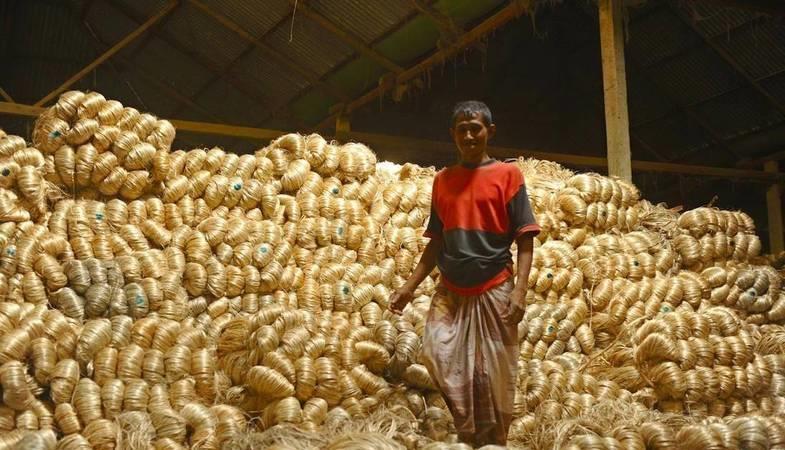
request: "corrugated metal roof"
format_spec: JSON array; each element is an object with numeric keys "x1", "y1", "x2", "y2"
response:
[
  {"x1": 649, "y1": 47, "x2": 741, "y2": 106},
  {"x1": 7, "y1": 2, "x2": 94, "y2": 102},
  {"x1": 309, "y1": 0, "x2": 415, "y2": 44},
  {"x1": 635, "y1": 112, "x2": 713, "y2": 157},
  {"x1": 130, "y1": 37, "x2": 214, "y2": 99},
  {"x1": 195, "y1": 81, "x2": 269, "y2": 126},
  {"x1": 231, "y1": 47, "x2": 310, "y2": 105},
  {"x1": 628, "y1": 9, "x2": 698, "y2": 68},
  {"x1": 683, "y1": 2, "x2": 760, "y2": 38},
  {"x1": 715, "y1": 22, "x2": 785, "y2": 80},
  {"x1": 627, "y1": 74, "x2": 675, "y2": 126},
  {"x1": 166, "y1": 2, "x2": 251, "y2": 69},
  {"x1": 201, "y1": 0, "x2": 292, "y2": 39},
  {"x1": 695, "y1": 86, "x2": 784, "y2": 141},
  {"x1": 115, "y1": 0, "x2": 170, "y2": 18},
  {"x1": 86, "y1": 1, "x2": 142, "y2": 47},
  {"x1": 264, "y1": 14, "x2": 355, "y2": 77}
]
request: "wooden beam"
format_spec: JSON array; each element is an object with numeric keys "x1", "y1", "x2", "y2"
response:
[
  {"x1": 335, "y1": 114, "x2": 350, "y2": 141},
  {"x1": 187, "y1": 0, "x2": 349, "y2": 102},
  {"x1": 315, "y1": 1, "x2": 529, "y2": 130},
  {"x1": 34, "y1": 1, "x2": 178, "y2": 107},
  {"x1": 286, "y1": 0, "x2": 403, "y2": 73},
  {"x1": 0, "y1": 102, "x2": 284, "y2": 141},
  {"x1": 2, "y1": 101, "x2": 783, "y2": 182},
  {"x1": 0, "y1": 87, "x2": 13, "y2": 103},
  {"x1": 766, "y1": 161, "x2": 784, "y2": 253},
  {"x1": 345, "y1": 130, "x2": 785, "y2": 183},
  {"x1": 598, "y1": 0, "x2": 632, "y2": 181},
  {"x1": 0, "y1": 102, "x2": 43, "y2": 117}
]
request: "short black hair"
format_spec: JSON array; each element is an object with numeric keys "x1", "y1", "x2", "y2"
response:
[{"x1": 451, "y1": 100, "x2": 492, "y2": 127}]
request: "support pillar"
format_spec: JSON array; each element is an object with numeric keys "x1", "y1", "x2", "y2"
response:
[
  {"x1": 599, "y1": 0, "x2": 632, "y2": 181},
  {"x1": 766, "y1": 161, "x2": 784, "y2": 253}
]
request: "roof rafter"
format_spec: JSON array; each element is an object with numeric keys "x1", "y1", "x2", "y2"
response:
[
  {"x1": 34, "y1": 0, "x2": 178, "y2": 106},
  {"x1": 187, "y1": 0, "x2": 350, "y2": 103},
  {"x1": 169, "y1": 2, "x2": 317, "y2": 128},
  {"x1": 0, "y1": 87, "x2": 13, "y2": 103},
  {"x1": 286, "y1": 0, "x2": 404, "y2": 74},
  {"x1": 106, "y1": 0, "x2": 278, "y2": 123},
  {"x1": 315, "y1": 1, "x2": 531, "y2": 130},
  {"x1": 255, "y1": 2, "x2": 429, "y2": 130},
  {"x1": 3, "y1": 100, "x2": 782, "y2": 182},
  {"x1": 670, "y1": 1, "x2": 785, "y2": 118}
]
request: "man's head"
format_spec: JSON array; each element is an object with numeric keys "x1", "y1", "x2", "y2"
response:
[{"x1": 449, "y1": 101, "x2": 495, "y2": 163}]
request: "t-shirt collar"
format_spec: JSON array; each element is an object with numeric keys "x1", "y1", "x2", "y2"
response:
[{"x1": 460, "y1": 158, "x2": 497, "y2": 169}]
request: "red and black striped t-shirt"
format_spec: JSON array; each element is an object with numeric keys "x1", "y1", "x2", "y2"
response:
[{"x1": 424, "y1": 159, "x2": 540, "y2": 295}]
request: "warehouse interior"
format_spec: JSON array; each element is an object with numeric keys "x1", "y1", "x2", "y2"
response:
[
  {"x1": 3, "y1": 0, "x2": 785, "y2": 448},
  {"x1": 3, "y1": 0, "x2": 785, "y2": 247}
]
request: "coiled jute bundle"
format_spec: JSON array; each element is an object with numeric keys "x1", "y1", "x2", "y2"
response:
[{"x1": 5, "y1": 91, "x2": 785, "y2": 448}]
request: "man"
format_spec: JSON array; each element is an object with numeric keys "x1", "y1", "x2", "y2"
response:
[{"x1": 389, "y1": 100, "x2": 539, "y2": 447}]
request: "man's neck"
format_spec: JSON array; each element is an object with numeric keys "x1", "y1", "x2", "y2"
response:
[{"x1": 459, "y1": 152, "x2": 491, "y2": 166}]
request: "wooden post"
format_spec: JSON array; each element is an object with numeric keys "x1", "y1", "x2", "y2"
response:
[
  {"x1": 766, "y1": 161, "x2": 784, "y2": 253},
  {"x1": 336, "y1": 114, "x2": 351, "y2": 142},
  {"x1": 0, "y1": 87, "x2": 13, "y2": 103},
  {"x1": 599, "y1": 0, "x2": 632, "y2": 181}
]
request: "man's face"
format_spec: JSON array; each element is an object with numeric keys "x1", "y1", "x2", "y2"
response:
[{"x1": 450, "y1": 113, "x2": 496, "y2": 161}]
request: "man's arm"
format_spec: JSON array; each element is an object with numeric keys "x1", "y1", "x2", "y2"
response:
[
  {"x1": 509, "y1": 233, "x2": 534, "y2": 321},
  {"x1": 389, "y1": 237, "x2": 441, "y2": 313}
]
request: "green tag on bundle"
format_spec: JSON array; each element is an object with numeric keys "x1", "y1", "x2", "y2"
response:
[
  {"x1": 95, "y1": 212, "x2": 104, "y2": 221},
  {"x1": 136, "y1": 294, "x2": 144, "y2": 305},
  {"x1": 233, "y1": 183, "x2": 242, "y2": 191}
]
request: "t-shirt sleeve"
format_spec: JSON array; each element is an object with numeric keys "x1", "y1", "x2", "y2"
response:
[
  {"x1": 507, "y1": 170, "x2": 541, "y2": 238},
  {"x1": 424, "y1": 178, "x2": 443, "y2": 238}
]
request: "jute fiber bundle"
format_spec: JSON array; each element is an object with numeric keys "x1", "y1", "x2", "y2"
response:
[{"x1": 1, "y1": 91, "x2": 785, "y2": 449}]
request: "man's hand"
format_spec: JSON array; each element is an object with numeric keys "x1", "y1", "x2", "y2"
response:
[
  {"x1": 505, "y1": 286, "x2": 526, "y2": 324},
  {"x1": 389, "y1": 285, "x2": 415, "y2": 314}
]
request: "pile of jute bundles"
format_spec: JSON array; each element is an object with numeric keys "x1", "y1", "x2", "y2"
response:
[
  {"x1": 0, "y1": 90, "x2": 446, "y2": 449},
  {"x1": 1, "y1": 90, "x2": 785, "y2": 450},
  {"x1": 505, "y1": 161, "x2": 785, "y2": 448}
]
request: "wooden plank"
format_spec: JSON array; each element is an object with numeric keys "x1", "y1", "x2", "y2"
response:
[
  {"x1": 766, "y1": 161, "x2": 784, "y2": 253},
  {"x1": 315, "y1": 1, "x2": 528, "y2": 130},
  {"x1": 286, "y1": 0, "x2": 403, "y2": 73},
  {"x1": 2, "y1": 101, "x2": 783, "y2": 182},
  {"x1": 0, "y1": 87, "x2": 13, "y2": 103},
  {"x1": 345, "y1": 131, "x2": 785, "y2": 182},
  {"x1": 34, "y1": 1, "x2": 178, "y2": 107},
  {"x1": 187, "y1": 0, "x2": 349, "y2": 102},
  {"x1": 168, "y1": 119, "x2": 284, "y2": 140},
  {"x1": 0, "y1": 102, "x2": 44, "y2": 117},
  {"x1": 335, "y1": 114, "x2": 351, "y2": 141},
  {"x1": 599, "y1": 0, "x2": 632, "y2": 181}
]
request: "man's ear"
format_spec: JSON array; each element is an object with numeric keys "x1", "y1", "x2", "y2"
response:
[
  {"x1": 449, "y1": 127, "x2": 456, "y2": 141},
  {"x1": 487, "y1": 124, "x2": 496, "y2": 140}
]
